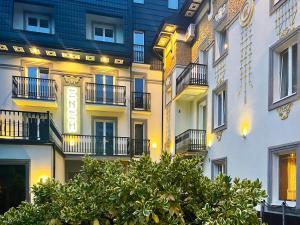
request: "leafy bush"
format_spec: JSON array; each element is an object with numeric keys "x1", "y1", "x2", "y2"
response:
[{"x1": 0, "y1": 154, "x2": 266, "y2": 225}]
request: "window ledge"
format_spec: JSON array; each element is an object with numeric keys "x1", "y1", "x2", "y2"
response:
[
  {"x1": 269, "y1": 93, "x2": 299, "y2": 111},
  {"x1": 212, "y1": 124, "x2": 227, "y2": 133},
  {"x1": 86, "y1": 39, "x2": 124, "y2": 45},
  {"x1": 13, "y1": 28, "x2": 55, "y2": 36},
  {"x1": 213, "y1": 50, "x2": 228, "y2": 67}
]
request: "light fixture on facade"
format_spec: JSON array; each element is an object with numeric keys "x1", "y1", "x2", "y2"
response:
[
  {"x1": 29, "y1": 47, "x2": 41, "y2": 55},
  {"x1": 242, "y1": 127, "x2": 248, "y2": 138},
  {"x1": 0, "y1": 44, "x2": 8, "y2": 51},
  {"x1": 39, "y1": 176, "x2": 49, "y2": 184},
  {"x1": 164, "y1": 25, "x2": 176, "y2": 33},
  {"x1": 46, "y1": 50, "x2": 57, "y2": 56},
  {"x1": 224, "y1": 43, "x2": 228, "y2": 50},
  {"x1": 86, "y1": 55, "x2": 95, "y2": 61},
  {"x1": 152, "y1": 142, "x2": 157, "y2": 149},
  {"x1": 13, "y1": 46, "x2": 25, "y2": 53},
  {"x1": 62, "y1": 52, "x2": 80, "y2": 60},
  {"x1": 114, "y1": 59, "x2": 124, "y2": 64},
  {"x1": 100, "y1": 56, "x2": 110, "y2": 63}
]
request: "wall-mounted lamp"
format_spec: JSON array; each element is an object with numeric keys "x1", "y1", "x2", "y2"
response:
[
  {"x1": 152, "y1": 142, "x2": 157, "y2": 150},
  {"x1": 39, "y1": 176, "x2": 49, "y2": 184},
  {"x1": 242, "y1": 127, "x2": 248, "y2": 138}
]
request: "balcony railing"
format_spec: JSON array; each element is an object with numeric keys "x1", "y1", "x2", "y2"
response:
[
  {"x1": 0, "y1": 109, "x2": 62, "y2": 148},
  {"x1": 12, "y1": 76, "x2": 57, "y2": 101},
  {"x1": 176, "y1": 63, "x2": 208, "y2": 95},
  {"x1": 131, "y1": 139, "x2": 150, "y2": 156},
  {"x1": 132, "y1": 92, "x2": 151, "y2": 111},
  {"x1": 133, "y1": 44, "x2": 144, "y2": 63},
  {"x1": 175, "y1": 129, "x2": 206, "y2": 153},
  {"x1": 85, "y1": 83, "x2": 126, "y2": 106},
  {"x1": 63, "y1": 134, "x2": 130, "y2": 156}
]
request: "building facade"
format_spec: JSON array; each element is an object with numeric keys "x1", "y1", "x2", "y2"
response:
[
  {"x1": 0, "y1": 0, "x2": 185, "y2": 213},
  {"x1": 154, "y1": 0, "x2": 300, "y2": 221}
]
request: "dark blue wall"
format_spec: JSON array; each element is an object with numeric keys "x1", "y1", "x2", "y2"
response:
[{"x1": 0, "y1": 0, "x2": 184, "y2": 66}]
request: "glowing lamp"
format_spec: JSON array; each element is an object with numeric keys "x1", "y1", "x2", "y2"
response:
[
  {"x1": 29, "y1": 47, "x2": 41, "y2": 55},
  {"x1": 100, "y1": 56, "x2": 110, "y2": 63},
  {"x1": 39, "y1": 176, "x2": 49, "y2": 184},
  {"x1": 152, "y1": 142, "x2": 157, "y2": 149},
  {"x1": 242, "y1": 127, "x2": 248, "y2": 138},
  {"x1": 224, "y1": 43, "x2": 228, "y2": 50}
]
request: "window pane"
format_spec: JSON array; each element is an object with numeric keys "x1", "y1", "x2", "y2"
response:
[
  {"x1": 95, "y1": 27, "x2": 103, "y2": 37},
  {"x1": 134, "y1": 31, "x2": 144, "y2": 45},
  {"x1": 279, "y1": 153, "x2": 296, "y2": 201},
  {"x1": 105, "y1": 29, "x2": 114, "y2": 38},
  {"x1": 40, "y1": 19, "x2": 49, "y2": 28},
  {"x1": 168, "y1": 0, "x2": 178, "y2": 9},
  {"x1": 28, "y1": 17, "x2": 38, "y2": 27},
  {"x1": 280, "y1": 49, "x2": 289, "y2": 98},
  {"x1": 292, "y1": 44, "x2": 297, "y2": 94},
  {"x1": 217, "y1": 94, "x2": 222, "y2": 126}
]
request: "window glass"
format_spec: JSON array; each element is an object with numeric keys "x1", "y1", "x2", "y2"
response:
[
  {"x1": 133, "y1": 0, "x2": 144, "y2": 3},
  {"x1": 105, "y1": 29, "x2": 114, "y2": 38},
  {"x1": 134, "y1": 31, "x2": 144, "y2": 45},
  {"x1": 168, "y1": 0, "x2": 178, "y2": 9},
  {"x1": 279, "y1": 153, "x2": 296, "y2": 201},
  {"x1": 292, "y1": 44, "x2": 298, "y2": 94},
  {"x1": 40, "y1": 19, "x2": 49, "y2": 28},
  {"x1": 95, "y1": 27, "x2": 103, "y2": 37},
  {"x1": 28, "y1": 17, "x2": 37, "y2": 27}
]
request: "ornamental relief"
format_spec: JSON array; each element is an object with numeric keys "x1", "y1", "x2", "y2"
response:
[
  {"x1": 277, "y1": 103, "x2": 292, "y2": 120},
  {"x1": 215, "y1": 130, "x2": 223, "y2": 141}
]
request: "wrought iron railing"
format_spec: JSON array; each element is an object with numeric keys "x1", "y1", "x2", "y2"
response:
[
  {"x1": 131, "y1": 139, "x2": 150, "y2": 156},
  {"x1": 85, "y1": 83, "x2": 126, "y2": 106},
  {"x1": 133, "y1": 44, "x2": 144, "y2": 63},
  {"x1": 175, "y1": 129, "x2": 206, "y2": 153},
  {"x1": 63, "y1": 134, "x2": 130, "y2": 156},
  {"x1": 131, "y1": 92, "x2": 151, "y2": 111},
  {"x1": 12, "y1": 76, "x2": 57, "y2": 101},
  {"x1": 0, "y1": 109, "x2": 62, "y2": 148},
  {"x1": 176, "y1": 63, "x2": 208, "y2": 95}
]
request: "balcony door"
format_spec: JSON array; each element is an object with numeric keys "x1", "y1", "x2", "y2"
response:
[
  {"x1": 134, "y1": 122, "x2": 145, "y2": 155},
  {"x1": 134, "y1": 78, "x2": 145, "y2": 109},
  {"x1": 95, "y1": 120, "x2": 115, "y2": 156},
  {"x1": 197, "y1": 101, "x2": 207, "y2": 130},
  {"x1": 95, "y1": 74, "x2": 114, "y2": 104},
  {"x1": 27, "y1": 67, "x2": 49, "y2": 98}
]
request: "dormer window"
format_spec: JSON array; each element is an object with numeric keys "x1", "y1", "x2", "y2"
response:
[
  {"x1": 25, "y1": 14, "x2": 50, "y2": 34},
  {"x1": 94, "y1": 24, "x2": 114, "y2": 43}
]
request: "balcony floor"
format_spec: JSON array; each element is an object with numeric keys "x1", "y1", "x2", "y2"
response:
[
  {"x1": 175, "y1": 85, "x2": 208, "y2": 102},
  {"x1": 85, "y1": 103, "x2": 126, "y2": 112},
  {"x1": 13, "y1": 98, "x2": 57, "y2": 109}
]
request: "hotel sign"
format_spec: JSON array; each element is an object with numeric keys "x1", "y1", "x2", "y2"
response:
[{"x1": 64, "y1": 86, "x2": 80, "y2": 134}]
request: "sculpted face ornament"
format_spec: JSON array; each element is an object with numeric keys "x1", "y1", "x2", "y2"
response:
[{"x1": 240, "y1": 0, "x2": 254, "y2": 27}]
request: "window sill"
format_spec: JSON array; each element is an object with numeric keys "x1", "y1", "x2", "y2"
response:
[
  {"x1": 269, "y1": 93, "x2": 298, "y2": 111},
  {"x1": 213, "y1": 50, "x2": 228, "y2": 67},
  {"x1": 212, "y1": 124, "x2": 227, "y2": 133},
  {"x1": 87, "y1": 39, "x2": 124, "y2": 45},
  {"x1": 13, "y1": 28, "x2": 55, "y2": 36}
]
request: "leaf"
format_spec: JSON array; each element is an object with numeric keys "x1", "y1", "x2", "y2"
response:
[{"x1": 152, "y1": 213, "x2": 159, "y2": 224}]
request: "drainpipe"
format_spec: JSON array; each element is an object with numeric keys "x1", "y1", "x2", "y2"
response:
[{"x1": 129, "y1": 65, "x2": 133, "y2": 157}]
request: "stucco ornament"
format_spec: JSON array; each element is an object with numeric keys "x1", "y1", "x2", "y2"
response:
[
  {"x1": 215, "y1": 130, "x2": 223, "y2": 141},
  {"x1": 64, "y1": 75, "x2": 81, "y2": 85},
  {"x1": 239, "y1": 0, "x2": 254, "y2": 28},
  {"x1": 277, "y1": 103, "x2": 292, "y2": 120}
]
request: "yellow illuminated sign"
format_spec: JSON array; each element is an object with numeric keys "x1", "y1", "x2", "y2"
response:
[{"x1": 64, "y1": 86, "x2": 80, "y2": 134}]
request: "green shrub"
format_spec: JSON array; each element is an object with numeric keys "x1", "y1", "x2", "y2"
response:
[{"x1": 0, "y1": 154, "x2": 266, "y2": 225}]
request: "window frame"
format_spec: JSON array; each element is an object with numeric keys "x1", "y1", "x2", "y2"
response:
[
  {"x1": 268, "y1": 142, "x2": 300, "y2": 208},
  {"x1": 268, "y1": 27, "x2": 300, "y2": 111},
  {"x1": 24, "y1": 12, "x2": 52, "y2": 34},
  {"x1": 211, "y1": 157, "x2": 227, "y2": 180},
  {"x1": 213, "y1": 27, "x2": 229, "y2": 66},
  {"x1": 212, "y1": 80, "x2": 228, "y2": 133},
  {"x1": 269, "y1": 0, "x2": 288, "y2": 15},
  {"x1": 93, "y1": 23, "x2": 115, "y2": 43}
]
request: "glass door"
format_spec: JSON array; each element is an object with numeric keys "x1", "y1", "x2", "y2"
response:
[
  {"x1": 134, "y1": 122, "x2": 145, "y2": 155},
  {"x1": 95, "y1": 75, "x2": 114, "y2": 104},
  {"x1": 95, "y1": 120, "x2": 115, "y2": 156},
  {"x1": 27, "y1": 67, "x2": 49, "y2": 99},
  {"x1": 27, "y1": 67, "x2": 38, "y2": 98},
  {"x1": 134, "y1": 78, "x2": 145, "y2": 109},
  {"x1": 197, "y1": 102, "x2": 207, "y2": 130}
]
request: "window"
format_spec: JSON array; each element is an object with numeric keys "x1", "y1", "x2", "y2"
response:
[
  {"x1": 134, "y1": 0, "x2": 144, "y2": 3},
  {"x1": 168, "y1": 0, "x2": 178, "y2": 9},
  {"x1": 211, "y1": 158, "x2": 227, "y2": 180},
  {"x1": 133, "y1": 31, "x2": 145, "y2": 63},
  {"x1": 93, "y1": 24, "x2": 115, "y2": 43},
  {"x1": 25, "y1": 13, "x2": 51, "y2": 34},
  {"x1": 212, "y1": 81, "x2": 227, "y2": 132},
  {"x1": 269, "y1": 28, "x2": 299, "y2": 110},
  {"x1": 214, "y1": 29, "x2": 228, "y2": 62},
  {"x1": 269, "y1": 142, "x2": 299, "y2": 207},
  {"x1": 270, "y1": 0, "x2": 288, "y2": 14}
]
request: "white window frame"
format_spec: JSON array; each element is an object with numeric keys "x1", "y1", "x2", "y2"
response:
[
  {"x1": 269, "y1": 142, "x2": 299, "y2": 208},
  {"x1": 211, "y1": 158, "x2": 227, "y2": 180},
  {"x1": 214, "y1": 28, "x2": 228, "y2": 62},
  {"x1": 168, "y1": 0, "x2": 178, "y2": 9},
  {"x1": 212, "y1": 81, "x2": 227, "y2": 132},
  {"x1": 25, "y1": 13, "x2": 51, "y2": 34},
  {"x1": 93, "y1": 24, "x2": 115, "y2": 43}
]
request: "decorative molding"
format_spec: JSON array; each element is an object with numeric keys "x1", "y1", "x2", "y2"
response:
[
  {"x1": 239, "y1": 0, "x2": 254, "y2": 27},
  {"x1": 215, "y1": 130, "x2": 223, "y2": 141},
  {"x1": 239, "y1": 1, "x2": 254, "y2": 104},
  {"x1": 275, "y1": 0, "x2": 298, "y2": 39},
  {"x1": 214, "y1": 57, "x2": 226, "y2": 86},
  {"x1": 277, "y1": 103, "x2": 292, "y2": 120},
  {"x1": 64, "y1": 76, "x2": 81, "y2": 85}
]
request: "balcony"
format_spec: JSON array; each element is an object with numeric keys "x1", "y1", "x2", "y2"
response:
[
  {"x1": 63, "y1": 135, "x2": 150, "y2": 158},
  {"x1": 131, "y1": 139, "x2": 150, "y2": 156},
  {"x1": 12, "y1": 76, "x2": 58, "y2": 108},
  {"x1": 175, "y1": 129, "x2": 206, "y2": 155},
  {"x1": 0, "y1": 109, "x2": 62, "y2": 148},
  {"x1": 175, "y1": 63, "x2": 208, "y2": 102},
  {"x1": 132, "y1": 92, "x2": 151, "y2": 115},
  {"x1": 133, "y1": 44, "x2": 144, "y2": 63},
  {"x1": 85, "y1": 83, "x2": 126, "y2": 112}
]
